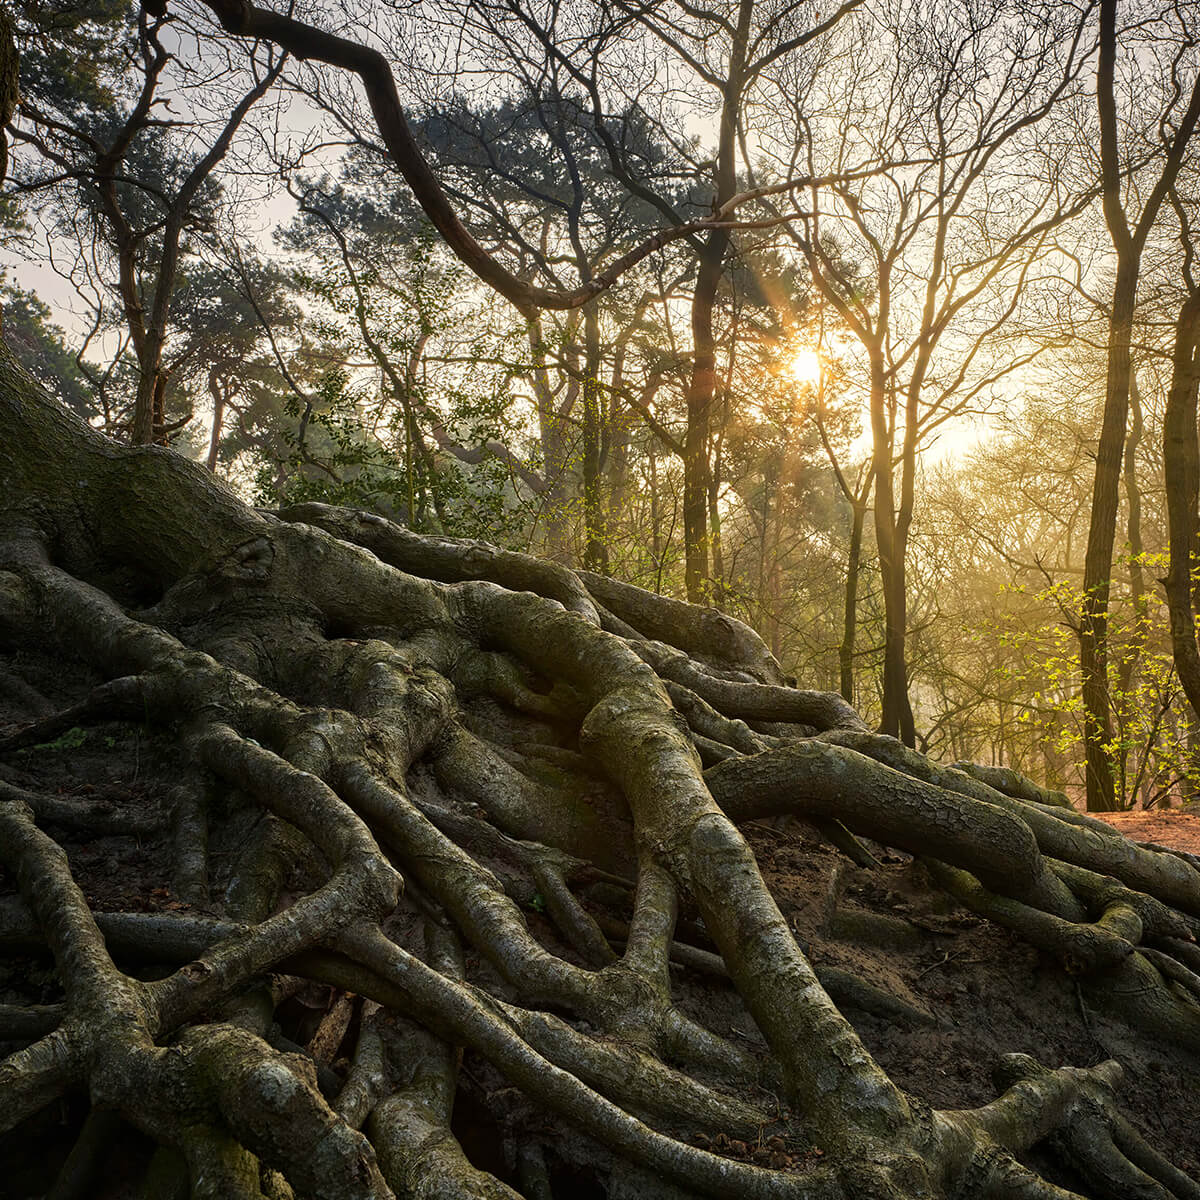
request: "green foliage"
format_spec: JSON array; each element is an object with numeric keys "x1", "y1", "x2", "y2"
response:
[
  {"x1": 253, "y1": 363, "x2": 533, "y2": 545},
  {"x1": 983, "y1": 562, "x2": 1199, "y2": 807},
  {"x1": 31, "y1": 725, "x2": 88, "y2": 752},
  {"x1": 255, "y1": 157, "x2": 549, "y2": 544},
  {"x1": 12, "y1": 1, "x2": 134, "y2": 117},
  {"x1": 0, "y1": 277, "x2": 96, "y2": 417}
]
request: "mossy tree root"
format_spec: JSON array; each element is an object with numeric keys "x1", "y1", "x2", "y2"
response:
[{"x1": 2, "y1": 348, "x2": 1199, "y2": 1197}]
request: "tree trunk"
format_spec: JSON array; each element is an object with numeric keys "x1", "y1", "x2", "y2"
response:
[
  {"x1": 529, "y1": 317, "x2": 574, "y2": 564},
  {"x1": 206, "y1": 369, "x2": 227, "y2": 473},
  {"x1": 679, "y1": 0, "x2": 752, "y2": 605},
  {"x1": 1080, "y1": 260, "x2": 1139, "y2": 811},
  {"x1": 839, "y1": 499, "x2": 867, "y2": 705},
  {"x1": 682, "y1": 241, "x2": 721, "y2": 603},
  {"x1": 1116, "y1": 373, "x2": 1150, "y2": 804},
  {"x1": 0, "y1": 9, "x2": 16, "y2": 188},
  {"x1": 869, "y1": 352, "x2": 916, "y2": 746},
  {"x1": 1162, "y1": 294, "x2": 1200, "y2": 723},
  {"x1": 581, "y1": 303, "x2": 608, "y2": 573},
  {"x1": 707, "y1": 424, "x2": 725, "y2": 603}
]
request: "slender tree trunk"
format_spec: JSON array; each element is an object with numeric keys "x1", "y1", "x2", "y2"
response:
[
  {"x1": 1162, "y1": 294, "x2": 1200, "y2": 723},
  {"x1": 529, "y1": 318, "x2": 574, "y2": 564},
  {"x1": 681, "y1": 0, "x2": 751, "y2": 603},
  {"x1": 1081, "y1": 261, "x2": 1139, "y2": 810},
  {"x1": 581, "y1": 303, "x2": 607, "y2": 573},
  {"x1": 757, "y1": 466, "x2": 773, "y2": 636},
  {"x1": 768, "y1": 559, "x2": 782, "y2": 659},
  {"x1": 1123, "y1": 373, "x2": 1148, "y2": 636},
  {"x1": 708, "y1": 423, "x2": 725, "y2": 603},
  {"x1": 0, "y1": 9, "x2": 16, "y2": 188},
  {"x1": 603, "y1": 348, "x2": 631, "y2": 542},
  {"x1": 206, "y1": 370, "x2": 226, "y2": 473},
  {"x1": 880, "y1": 551, "x2": 915, "y2": 746},
  {"x1": 606, "y1": 399, "x2": 631, "y2": 535},
  {"x1": 840, "y1": 500, "x2": 867, "y2": 704},
  {"x1": 1116, "y1": 373, "x2": 1150, "y2": 803},
  {"x1": 869, "y1": 351, "x2": 916, "y2": 746},
  {"x1": 683, "y1": 244, "x2": 721, "y2": 602},
  {"x1": 648, "y1": 447, "x2": 662, "y2": 579},
  {"x1": 1080, "y1": 0, "x2": 1134, "y2": 813}
]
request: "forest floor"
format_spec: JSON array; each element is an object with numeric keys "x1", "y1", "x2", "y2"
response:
[
  {"x1": 745, "y1": 821, "x2": 1200, "y2": 1187},
  {"x1": 1, "y1": 640, "x2": 1198, "y2": 1197},
  {"x1": 1091, "y1": 809, "x2": 1200, "y2": 856}
]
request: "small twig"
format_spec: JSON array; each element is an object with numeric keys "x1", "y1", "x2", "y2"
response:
[
  {"x1": 1074, "y1": 982, "x2": 1110, "y2": 1062},
  {"x1": 917, "y1": 950, "x2": 965, "y2": 979}
]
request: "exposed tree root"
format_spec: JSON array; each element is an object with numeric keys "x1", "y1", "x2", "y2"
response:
[{"x1": 1, "y1": 347, "x2": 1199, "y2": 1197}]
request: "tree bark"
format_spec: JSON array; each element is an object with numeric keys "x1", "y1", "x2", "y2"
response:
[
  {"x1": 840, "y1": 498, "x2": 868, "y2": 705},
  {"x1": 206, "y1": 368, "x2": 227, "y2": 473},
  {"x1": 680, "y1": 0, "x2": 753, "y2": 604},
  {"x1": 1162, "y1": 294, "x2": 1200, "y2": 723},
  {"x1": 682, "y1": 242, "x2": 721, "y2": 603},
  {"x1": 529, "y1": 317, "x2": 575, "y2": 564},
  {"x1": 1116, "y1": 373, "x2": 1150, "y2": 802},
  {"x1": 0, "y1": 8, "x2": 15, "y2": 187},
  {"x1": 869, "y1": 349, "x2": 916, "y2": 746},
  {"x1": 581, "y1": 302, "x2": 608, "y2": 573},
  {"x1": 1080, "y1": 261, "x2": 1139, "y2": 811}
]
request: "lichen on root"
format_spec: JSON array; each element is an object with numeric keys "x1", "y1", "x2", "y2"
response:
[{"x1": 1, "y1": 343, "x2": 1199, "y2": 1199}]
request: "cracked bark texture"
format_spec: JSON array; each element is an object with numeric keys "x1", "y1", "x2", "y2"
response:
[{"x1": 1, "y1": 342, "x2": 1199, "y2": 1199}]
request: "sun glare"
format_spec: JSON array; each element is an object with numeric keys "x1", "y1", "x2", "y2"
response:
[{"x1": 787, "y1": 348, "x2": 822, "y2": 386}]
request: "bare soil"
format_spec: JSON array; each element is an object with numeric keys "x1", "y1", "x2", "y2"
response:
[
  {"x1": 1091, "y1": 808, "x2": 1200, "y2": 856},
  {"x1": 745, "y1": 820, "x2": 1200, "y2": 1187}
]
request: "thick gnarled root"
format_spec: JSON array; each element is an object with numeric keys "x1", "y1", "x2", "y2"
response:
[{"x1": 0, "y1": 405, "x2": 1197, "y2": 1199}]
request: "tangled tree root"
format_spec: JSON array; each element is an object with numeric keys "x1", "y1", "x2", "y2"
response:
[{"x1": 1, "y1": 346, "x2": 1199, "y2": 1198}]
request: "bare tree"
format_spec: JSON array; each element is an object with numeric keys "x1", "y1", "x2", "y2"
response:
[
  {"x1": 1079, "y1": 0, "x2": 1200, "y2": 810},
  {"x1": 407, "y1": 0, "x2": 863, "y2": 599},
  {"x1": 7, "y1": 3, "x2": 285, "y2": 441},
  {"x1": 767, "y1": 0, "x2": 1092, "y2": 743}
]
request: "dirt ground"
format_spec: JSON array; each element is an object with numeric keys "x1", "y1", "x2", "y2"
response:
[
  {"x1": 1, "y1": 642, "x2": 1198, "y2": 1197},
  {"x1": 744, "y1": 819, "x2": 1200, "y2": 1187},
  {"x1": 1091, "y1": 808, "x2": 1200, "y2": 856}
]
